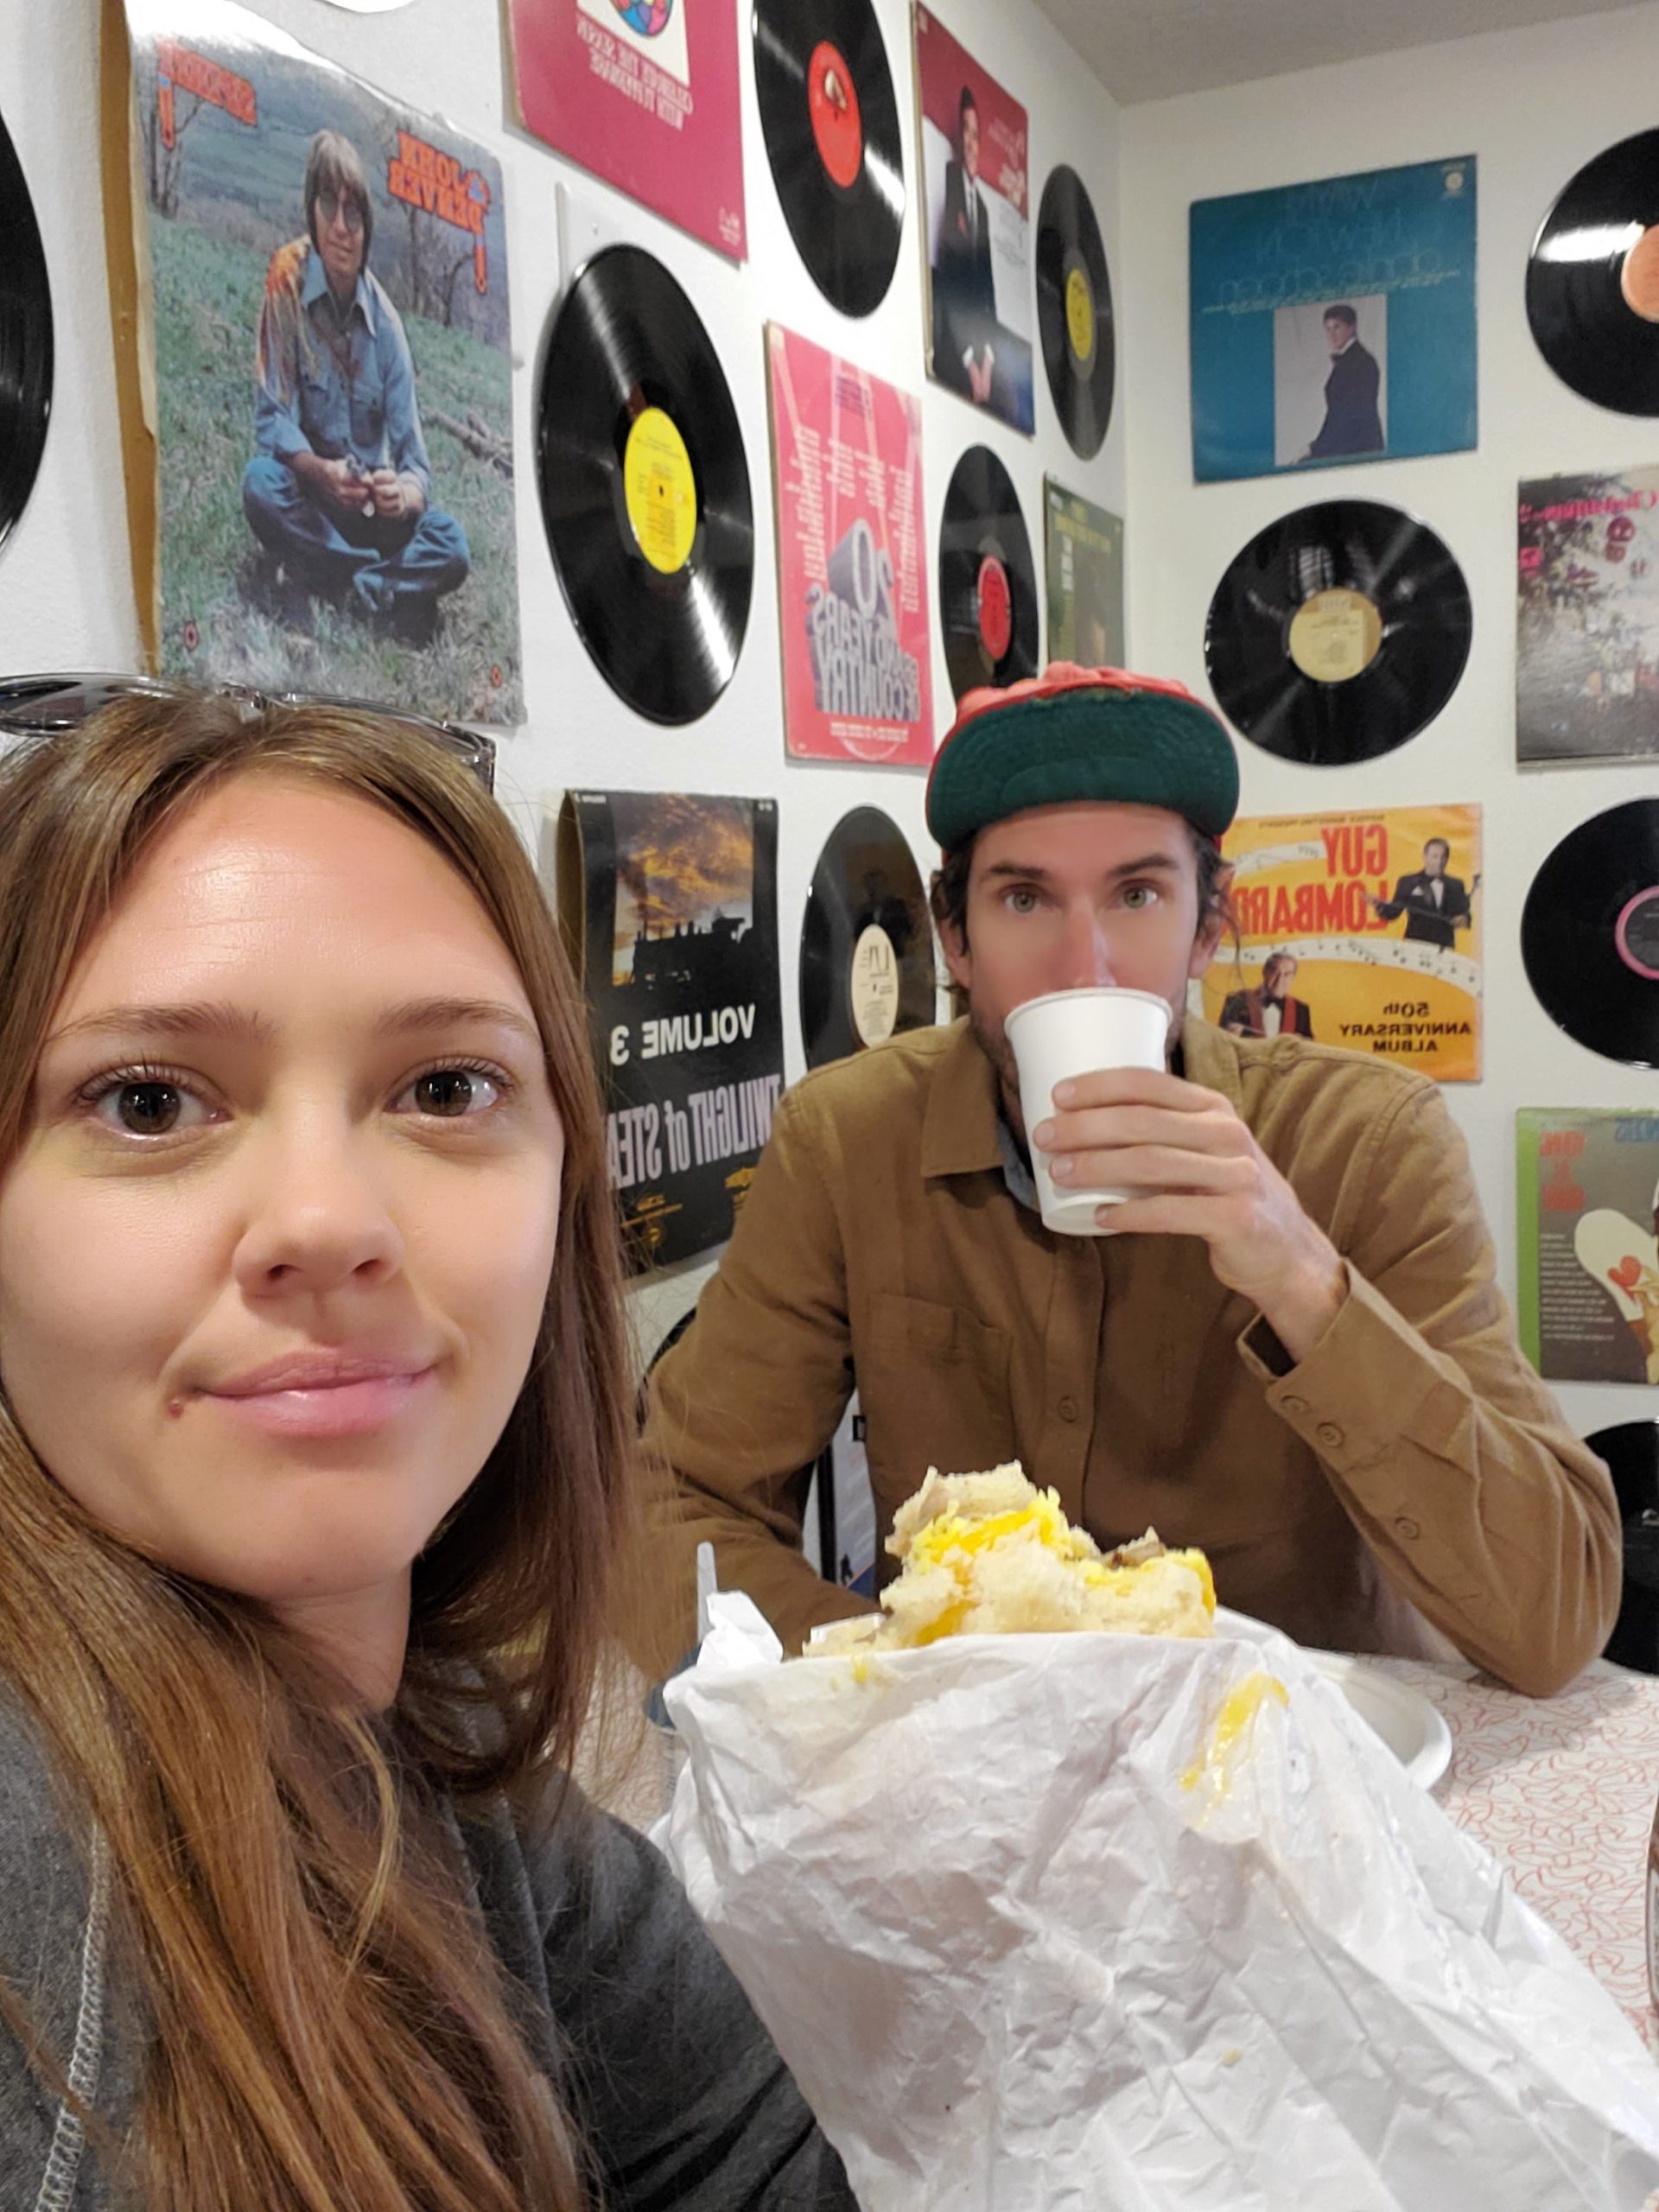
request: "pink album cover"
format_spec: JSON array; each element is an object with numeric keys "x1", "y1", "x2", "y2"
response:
[
  {"x1": 766, "y1": 323, "x2": 934, "y2": 766},
  {"x1": 506, "y1": 0, "x2": 745, "y2": 262}
]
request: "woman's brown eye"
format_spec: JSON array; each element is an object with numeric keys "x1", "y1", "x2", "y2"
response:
[
  {"x1": 117, "y1": 1083, "x2": 182, "y2": 1134},
  {"x1": 416, "y1": 1070, "x2": 480, "y2": 1117}
]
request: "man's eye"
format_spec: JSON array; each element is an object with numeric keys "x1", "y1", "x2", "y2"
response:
[
  {"x1": 1122, "y1": 884, "x2": 1159, "y2": 910},
  {"x1": 398, "y1": 1066, "x2": 504, "y2": 1119},
  {"x1": 1005, "y1": 887, "x2": 1040, "y2": 915}
]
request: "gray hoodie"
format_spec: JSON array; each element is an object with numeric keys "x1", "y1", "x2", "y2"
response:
[{"x1": 0, "y1": 1699, "x2": 855, "y2": 2210}]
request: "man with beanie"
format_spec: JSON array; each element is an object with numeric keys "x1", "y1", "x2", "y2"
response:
[{"x1": 643, "y1": 666, "x2": 1618, "y2": 1696}]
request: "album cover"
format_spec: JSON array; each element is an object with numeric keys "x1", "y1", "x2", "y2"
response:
[
  {"x1": 766, "y1": 324, "x2": 933, "y2": 765},
  {"x1": 1190, "y1": 156, "x2": 1477, "y2": 486},
  {"x1": 914, "y1": 6, "x2": 1033, "y2": 435},
  {"x1": 110, "y1": 0, "x2": 520, "y2": 720},
  {"x1": 1200, "y1": 804, "x2": 1483, "y2": 1083},
  {"x1": 1517, "y1": 467, "x2": 1659, "y2": 762},
  {"x1": 1517, "y1": 1108, "x2": 1659, "y2": 1384},
  {"x1": 506, "y1": 0, "x2": 745, "y2": 263},
  {"x1": 1043, "y1": 479, "x2": 1123, "y2": 668},
  {"x1": 557, "y1": 791, "x2": 785, "y2": 1273}
]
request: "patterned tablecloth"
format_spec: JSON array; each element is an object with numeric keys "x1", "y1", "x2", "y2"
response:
[{"x1": 1367, "y1": 1652, "x2": 1659, "y2": 2048}]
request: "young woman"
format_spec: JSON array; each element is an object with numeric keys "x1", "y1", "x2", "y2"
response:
[{"x1": 0, "y1": 690, "x2": 854, "y2": 2211}]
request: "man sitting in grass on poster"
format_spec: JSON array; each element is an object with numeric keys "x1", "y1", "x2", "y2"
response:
[{"x1": 241, "y1": 129, "x2": 469, "y2": 640}]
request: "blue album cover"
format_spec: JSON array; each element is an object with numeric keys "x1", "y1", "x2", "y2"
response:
[{"x1": 1190, "y1": 156, "x2": 1477, "y2": 486}]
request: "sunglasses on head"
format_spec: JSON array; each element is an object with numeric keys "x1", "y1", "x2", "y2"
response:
[{"x1": 0, "y1": 675, "x2": 496, "y2": 794}]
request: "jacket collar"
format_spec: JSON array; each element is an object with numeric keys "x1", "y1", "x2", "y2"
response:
[
  {"x1": 302, "y1": 243, "x2": 378, "y2": 333},
  {"x1": 920, "y1": 1008, "x2": 1245, "y2": 1184}
]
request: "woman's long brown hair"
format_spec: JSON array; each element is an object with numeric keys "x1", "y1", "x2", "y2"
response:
[{"x1": 0, "y1": 695, "x2": 639, "y2": 2209}]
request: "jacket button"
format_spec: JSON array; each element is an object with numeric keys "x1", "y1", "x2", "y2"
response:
[
  {"x1": 1316, "y1": 1421, "x2": 1344, "y2": 1449},
  {"x1": 1395, "y1": 1516, "x2": 1421, "y2": 1541},
  {"x1": 1282, "y1": 1395, "x2": 1308, "y2": 1416},
  {"x1": 1058, "y1": 1396, "x2": 1079, "y2": 1422}
]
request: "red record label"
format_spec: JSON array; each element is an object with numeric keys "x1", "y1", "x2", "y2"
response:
[
  {"x1": 808, "y1": 41, "x2": 863, "y2": 190},
  {"x1": 976, "y1": 555, "x2": 1012, "y2": 662}
]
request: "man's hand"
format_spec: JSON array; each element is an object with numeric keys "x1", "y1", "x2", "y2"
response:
[
  {"x1": 1032, "y1": 1065, "x2": 1348, "y2": 1361},
  {"x1": 369, "y1": 467, "x2": 423, "y2": 522},
  {"x1": 293, "y1": 451, "x2": 374, "y2": 516}
]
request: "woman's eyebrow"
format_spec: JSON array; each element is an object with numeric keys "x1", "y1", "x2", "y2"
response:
[{"x1": 44, "y1": 997, "x2": 541, "y2": 1051}]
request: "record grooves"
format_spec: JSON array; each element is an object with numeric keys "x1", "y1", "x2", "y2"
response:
[
  {"x1": 0, "y1": 108, "x2": 53, "y2": 555},
  {"x1": 1036, "y1": 165, "x2": 1114, "y2": 460},
  {"x1": 1522, "y1": 799, "x2": 1659, "y2": 1068},
  {"x1": 1528, "y1": 129, "x2": 1659, "y2": 415},
  {"x1": 938, "y1": 446, "x2": 1039, "y2": 702},
  {"x1": 754, "y1": 0, "x2": 904, "y2": 319},
  {"x1": 1204, "y1": 499, "x2": 1471, "y2": 765},
  {"x1": 537, "y1": 244, "x2": 753, "y2": 726},
  {"x1": 800, "y1": 807, "x2": 934, "y2": 1068}
]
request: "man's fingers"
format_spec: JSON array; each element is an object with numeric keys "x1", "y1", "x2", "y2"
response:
[{"x1": 1052, "y1": 1147, "x2": 1251, "y2": 1195}]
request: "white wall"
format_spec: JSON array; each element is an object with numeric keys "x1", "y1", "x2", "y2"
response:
[
  {"x1": 0, "y1": 0, "x2": 1123, "y2": 1355},
  {"x1": 1121, "y1": 3, "x2": 1659, "y2": 1449}
]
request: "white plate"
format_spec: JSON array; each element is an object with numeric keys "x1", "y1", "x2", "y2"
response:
[{"x1": 1306, "y1": 1652, "x2": 1452, "y2": 1790}]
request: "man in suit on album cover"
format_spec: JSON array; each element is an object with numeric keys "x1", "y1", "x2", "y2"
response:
[
  {"x1": 933, "y1": 85, "x2": 998, "y2": 408},
  {"x1": 1300, "y1": 302, "x2": 1383, "y2": 461},
  {"x1": 1219, "y1": 950, "x2": 1314, "y2": 1039},
  {"x1": 1369, "y1": 838, "x2": 1473, "y2": 950}
]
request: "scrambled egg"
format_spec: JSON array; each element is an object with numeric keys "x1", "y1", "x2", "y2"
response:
[{"x1": 808, "y1": 1463, "x2": 1217, "y2": 1654}]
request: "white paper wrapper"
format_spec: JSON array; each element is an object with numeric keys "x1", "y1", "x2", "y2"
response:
[{"x1": 660, "y1": 1596, "x2": 1659, "y2": 2211}]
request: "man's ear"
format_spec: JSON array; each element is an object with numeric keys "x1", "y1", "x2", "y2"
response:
[
  {"x1": 1187, "y1": 863, "x2": 1234, "y2": 978},
  {"x1": 940, "y1": 916, "x2": 973, "y2": 996}
]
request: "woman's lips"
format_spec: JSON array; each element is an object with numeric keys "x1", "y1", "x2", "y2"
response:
[{"x1": 200, "y1": 1368, "x2": 436, "y2": 1439}]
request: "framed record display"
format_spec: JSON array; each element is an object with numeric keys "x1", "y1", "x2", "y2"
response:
[
  {"x1": 1516, "y1": 1109, "x2": 1659, "y2": 1385},
  {"x1": 1190, "y1": 156, "x2": 1476, "y2": 485},
  {"x1": 938, "y1": 445, "x2": 1039, "y2": 702},
  {"x1": 914, "y1": 8, "x2": 1033, "y2": 435},
  {"x1": 1044, "y1": 480, "x2": 1122, "y2": 669},
  {"x1": 799, "y1": 807, "x2": 935, "y2": 1068},
  {"x1": 1205, "y1": 499, "x2": 1471, "y2": 766},
  {"x1": 537, "y1": 245, "x2": 753, "y2": 726},
  {"x1": 109, "y1": 0, "x2": 521, "y2": 720},
  {"x1": 1518, "y1": 467, "x2": 1659, "y2": 761},
  {"x1": 1036, "y1": 165, "x2": 1113, "y2": 460},
  {"x1": 1202, "y1": 804, "x2": 1483, "y2": 1082},
  {"x1": 754, "y1": 0, "x2": 904, "y2": 317},
  {"x1": 505, "y1": 0, "x2": 745, "y2": 264},
  {"x1": 0, "y1": 106, "x2": 52, "y2": 558},
  {"x1": 558, "y1": 789, "x2": 785, "y2": 1273},
  {"x1": 1528, "y1": 131, "x2": 1659, "y2": 415},
  {"x1": 1522, "y1": 799, "x2": 1659, "y2": 1069},
  {"x1": 766, "y1": 324, "x2": 932, "y2": 765}
]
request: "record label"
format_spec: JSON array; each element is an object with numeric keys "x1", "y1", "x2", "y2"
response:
[
  {"x1": 1287, "y1": 588, "x2": 1382, "y2": 684},
  {"x1": 624, "y1": 407, "x2": 697, "y2": 575},
  {"x1": 1522, "y1": 798, "x2": 1659, "y2": 1066},
  {"x1": 1036, "y1": 165, "x2": 1114, "y2": 461},
  {"x1": 755, "y1": 0, "x2": 904, "y2": 318},
  {"x1": 1205, "y1": 499, "x2": 1471, "y2": 765},
  {"x1": 800, "y1": 806, "x2": 934, "y2": 1068},
  {"x1": 850, "y1": 923, "x2": 899, "y2": 1045},
  {"x1": 537, "y1": 244, "x2": 753, "y2": 725},
  {"x1": 1529, "y1": 130, "x2": 1659, "y2": 414},
  {"x1": 938, "y1": 444, "x2": 1039, "y2": 702},
  {"x1": 808, "y1": 42, "x2": 862, "y2": 188}
]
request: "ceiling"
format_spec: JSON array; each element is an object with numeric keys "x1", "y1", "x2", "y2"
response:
[{"x1": 1030, "y1": 0, "x2": 1635, "y2": 103}]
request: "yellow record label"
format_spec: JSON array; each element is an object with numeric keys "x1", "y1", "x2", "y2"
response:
[
  {"x1": 1065, "y1": 265, "x2": 1095, "y2": 362},
  {"x1": 1287, "y1": 588, "x2": 1382, "y2": 685},
  {"x1": 624, "y1": 406, "x2": 697, "y2": 575},
  {"x1": 850, "y1": 924, "x2": 899, "y2": 1047}
]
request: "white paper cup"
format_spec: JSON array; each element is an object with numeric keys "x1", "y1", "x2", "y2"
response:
[{"x1": 1003, "y1": 986, "x2": 1171, "y2": 1235}]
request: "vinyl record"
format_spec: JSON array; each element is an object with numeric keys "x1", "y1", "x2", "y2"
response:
[
  {"x1": 754, "y1": 0, "x2": 904, "y2": 319},
  {"x1": 1204, "y1": 499, "x2": 1471, "y2": 765},
  {"x1": 1036, "y1": 165, "x2": 1114, "y2": 460},
  {"x1": 938, "y1": 445, "x2": 1039, "y2": 702},
  {"x1": 0, "y1": 107, "x2": 53, "y2": 556},
  {"x1": 1521, "y1": 798, "x2": 1659, "y2": 1067},
  {"x1": 1589, "y1": 1420, "x2": 1659, "y2": 1670},
  {"x1": 536, "y1": 244, "x2": 753, "y2": 725},
  {"x1": 1527, "y1": 130, "x2": 1659, "y2": 415},
  {"x1": 800, "y1": 806, "x2": 934, "y2": 1068}
]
